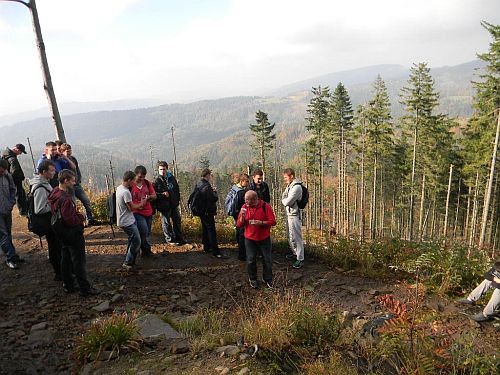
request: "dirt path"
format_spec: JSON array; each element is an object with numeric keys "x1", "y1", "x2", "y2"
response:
[{"x1": 0, "y1": 213, "x2": 493, "y2": 374}]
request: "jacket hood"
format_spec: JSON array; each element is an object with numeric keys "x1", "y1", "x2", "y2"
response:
[{"x1": 29, "y1": 174, "x2": 51, "y2": 188}]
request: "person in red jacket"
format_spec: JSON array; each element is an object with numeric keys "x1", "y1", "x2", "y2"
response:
[
  {"x1": 237, "y1": 190, "x2": 276, "y2": 289},
  {"x1": 48, "y1": 169, "x2": 97, "y2": 296}
]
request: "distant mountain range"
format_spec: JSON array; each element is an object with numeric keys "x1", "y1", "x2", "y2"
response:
[{"x1": 1, "y1": 60, "x2": 485, "y2": 185}]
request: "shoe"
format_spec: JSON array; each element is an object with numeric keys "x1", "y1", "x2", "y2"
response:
[
  {"x1": 249, "y1": 279, "x2": 259, "y2": 289},
  {"x1": 87, "y1": 219, "x2": 100, "y2": 226},
  {"x1": 176, "y1": 240, "x2": 187, "y2": 246},
  {"x1": 292, "y1": 260, "x2": 304, "y2": 269},
  {"x1": 471, "y1": 312, "x2": 490, "y2": 322},
  {"x1": 263, "y1": 281, "x2": 273, "y2": 289},
  {"x1": 122, "y1": 263, "x2": 134, "y2": 271},
  {"x1": 213, "y1": 252, "x2": 228, "y2": 259},
  {"x1": 286, "y1": 253, "x2": 296, "y2": 261},
  {"x1": 80, "y1": 287, "x2": 99, "y2": 297},
  {"x1": 63, "y1": 284, "x2": 76, "y2": 294},
  {"x1": 456, "y1": 298, "x2": 475, "y2": 306},
  {"x1": 5, "y1": 260, "x2": 18, "y2": 269}
]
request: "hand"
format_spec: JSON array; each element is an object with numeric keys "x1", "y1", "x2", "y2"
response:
[
  {"x1": 240, "y1": 207, "x2": 247, "y2": 215},
  {"x1": 163, "y1": 191, "x2": 169, "y2": 197}
]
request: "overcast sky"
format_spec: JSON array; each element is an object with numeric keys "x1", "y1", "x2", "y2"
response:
[{"x1": 0, "y1": 0, "x2": 498, "y2": 117}]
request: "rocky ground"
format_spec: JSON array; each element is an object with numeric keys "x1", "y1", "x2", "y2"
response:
[{"x1": 0, "y1": 213, "x2": 497, "y2": 375}]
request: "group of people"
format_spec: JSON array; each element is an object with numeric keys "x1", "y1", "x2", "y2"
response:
[{"x1": 1, "y1": 142, "x2": 498, "y2": 320}]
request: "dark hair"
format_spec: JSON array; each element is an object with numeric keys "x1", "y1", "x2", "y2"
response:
[
  {"x1": 58, "y1": 169, "x2": 76, "y2": 183},
  {"x1": 60, "y1": 143, "x2": 71, "y2": 151},
  {"x1": 283, "y1": 168, "x2": 295, "y2": 177},
  {"x1": 252, "y1": 169, "x2": 264, "y2": 177},
  {"x1": 134, "y1": 165, "x2": 147, "y2": 175},
  {"x1": 239, "y1": 173, "x2": 249, "y2": 182},
  {"x1": 45, "y1": 141, "x2": 56, "y2": 147},
  {"x1": 54, "y1": 140, "x2": 63, "y2": 146},
  {"x1": 123, "y1": 171, "x2": 136, "y2": 182},
  {"x1": 157, "y1": 161, "x2": 168, "y2": 168},
  {"x1": 201, "y1": 168, "x2": 212, "y2": 178},
  {"x1": 37, "y1": 159, "x2": 56, "y2": 174},
  {"x1": 0, "y1": 159, "x2": 8, "y2": 170}
]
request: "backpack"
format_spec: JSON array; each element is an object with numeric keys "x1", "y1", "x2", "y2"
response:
[
  {"x1": 107, "y1": 191, "x2": 117, "y2": 224},
  {"x1": 224, "y1": 185, "x2": 243, "y2": 216},
  {"x1": 27, "y1": 185, "x2": 51, "y2": 236},
  {"x1": 296, "y1": 183, "x2": 309, "y2": 209},
  {"x1": 187, "y1": 186, "x2": 204, "y2": 217}
]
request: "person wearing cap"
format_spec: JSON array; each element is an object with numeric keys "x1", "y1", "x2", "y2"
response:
[{"x1": 2, "y1": 144, "x2": 28, "y2": 216}]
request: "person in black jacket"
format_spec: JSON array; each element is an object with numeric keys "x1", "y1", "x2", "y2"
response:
[
  {"x1": 2, "y1": 144, "x2": 28, "y2": 216},
  {"x1": 249, "y1": 169, "x2": 271, "y2": 204},
  {"x1": 153, "y1": 161, "x2": 186, "y2": 245},
  {"x1": 196, "y1": 169, "x2": 225, "y2": 258}
]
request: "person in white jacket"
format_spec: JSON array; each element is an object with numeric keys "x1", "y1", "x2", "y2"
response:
[{"x1": 281, "y1": 168, "x2": 304, "y2": 269}]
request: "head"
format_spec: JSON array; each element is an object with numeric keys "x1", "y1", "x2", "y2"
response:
[
  {"x1": 0, "y1": 159, "x2": 8, "y2": 176},
  {"x1": 37, "y1": 160, "x2": 56, "y2": 180},
  {"x1": 201, "y1": 168, "x2": 212, "y2": 180},
  {"x1": 239, "y1": 173, "x2": 250, "y2": 188},
  {"x1": 244, "y1": 190, "x2": 259, "y2": 207},
  {"x1": 45, "y1": 141, "x2": 58, "y2": 158},
  {"x1": 13, "y1": 144, "x2": 27, "y2": 155},
  {"x1": 283, "y1": 168, "x2": 295, "y2": 185},
  {"x1": 252, "y1": 169, "x2": 264, "y2": 186},
  {"x1": 60, "y1": 143, "x2": 72, "y2": 157},
  {"x1": 54, "y1": 140, "x2": 63, "y2": 153},
  {"x1": 122, "y1": 171, "x2": 136, "y2": 188},
  {"x1": 134, "y1": 165, "x2": 147, "y2": 183},
  {"x1": 58, "y1": 169, "x2": 76, "y2": 191},
  {"x1": 157, "y1": 161, "x2": 168, "y2": 177}
]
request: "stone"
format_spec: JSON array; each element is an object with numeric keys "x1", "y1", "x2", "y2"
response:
[
  {"x1": 135, "y1": 314, "x2": 183, "y2": 339},
  {"x1": 159, "y1": 295, "x2": 168, "y2": 302},
  {"x1": 239, "y1": 353, "x2": 250, "y2": 361},
  {"x1": 0, "y1": 321, "x2": 14, "y2": 329},
  {"x1": 188, "y1": 292, "x2": 199, "y2": 303},
  {"x1": 171, "y1": 271, "x2": 188, "y2": 277},
  {"x1": 92, "y1": 301, "x2": 111, "y2": 312},
  {"x1": 341, "y1": 286, "x2": 358, "y2": 295},
  {"x1": 216, "y1": 345, "x2": 240, "y2": 357},
  {"x1": 171, "y1": 294, "x2": 181, "y2": 300},
  {"x1": 170, "y1": 339, "x2": 190, "y2": 354},
  {"x1": 111, "y1": 294, "x2": 123, "y2": 303},
  {"x1": 291, "y1": 273, "x2": 303, "y2": 281},
  {"x1": 27, "y1": 329, "x2": 55, "y2": 347},
  {"x1": 215, "y1": 366, "x2": 230, "y2": 374},
  {"x1": 238, "y1": 368, "x2": 250, "y2": 375},
  {"x1": 30, "y1": 322, "x2": 48, "y2": 332}
]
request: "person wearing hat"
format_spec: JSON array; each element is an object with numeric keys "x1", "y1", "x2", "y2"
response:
[{"x1": 1, "y1": 144, "x2": 28, "y2": 216}]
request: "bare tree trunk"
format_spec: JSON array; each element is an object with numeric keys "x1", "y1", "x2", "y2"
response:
[
  {"x1": 353, "y1": 181, "x2": 358, "y2": 230},
  {"x1": 430, "y1": 198, "x2": 436, "y2": 238},
  {"x1": 370, "y1": 155, "x2": 377, "y2": 240},
  {"x1": 408, "y1": 125, "x2": 418, "y2": 241},
  {"x1": 360, "y1": 141, "x2": 365, "y2": 243},
  {"x1": 468, "y1": 172, "x2": 480, "y2": 252},
  {"x1": 479, "y1": 111, "x2": 500, "y2": 247},
  {"x1": 443, "y1": 164, "x2": 454, "y2": 238},
  {"x1": 418, "y1": 174, "x2": 426, "y2": 241},
  {"x1": 379, "y1": 170, "x2": 384, "y2": 237},
  {"x1": 453, "y1": 178, "x2": 462, "y2": 240},
  {"x1": 487, "y1": 173, "x2": 499, "y2": 245},
  {"x1": 465, "y1": 184, "x2": 472, "y2": 240}
]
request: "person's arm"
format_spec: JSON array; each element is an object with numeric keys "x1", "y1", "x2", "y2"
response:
[
  {"x1": 60, "y1": 155, "x2": 76, "y2": 170},
  {"x1": 262, "y1": 203, "x2": 277, "y2": 227},
  {"x1": 147, "y1": 180, "x2": 157, "y2": 200},
  {"x1": 236, "y1": 204, "x2": 247, "y2": 227},
  {"x1": 7, "y1": 174, "x2": 16, "y2": 207},
  {"x1": 60, "y1": 197, "x2": 85, "y2": 226},
  {"x1": 281, "y1": 184, "x2": 301, "y2": 207}
]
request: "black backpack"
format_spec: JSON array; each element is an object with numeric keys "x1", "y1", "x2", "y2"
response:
[
  {"x1": 27, "y1": 185, "x2": 51, "y2": 236},
  {"x1": 107, "y1": 192, "x2": 117, "y2": 224},
  {"x1": 297, "y1": 183, "x2": 309, "y2": 209},
  {"x1": 187, "y1": 186, "x2": 205, "y2": 217}
]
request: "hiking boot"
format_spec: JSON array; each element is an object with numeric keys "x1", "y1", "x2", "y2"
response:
[
  {"x1": 286, "y1": 253, "x2": 296, "y2": 261},
  {"x1": 122, "y1": 263, "x2": 134, "y2": 271},
  {"x1": 249, "y1": 279, "x2": 259, "y2": 289},
  {"x1": 263, "y1": 280, "x2": 273, "y2": 289},
  {"x1": 176, "y1": 239, "x2": 188, "y2": 246},
  {"x1": 80, "y1": 287, "x2": 99, "y2": 297},
  {"x1": 5, "y1": 260, "x2": 18, "y2": 269},
  {"x1": 471, "y1": 312, "x2": 490, "y2": 322},
  {"x1": 87, "y1": 219, "x2": 101, "y2": 226},
  {"x1": 63, "y1": 284, "x2": 77, "y2": 294},
  {"x1": 292, "y1": 260, "x2": 304, "y2": 269},
  {"x1": 456, "y1": 298, "x2": 475, "y2": 306}
]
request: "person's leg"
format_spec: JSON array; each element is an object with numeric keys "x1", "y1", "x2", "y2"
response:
[
  {"x1": 145, "y1": 215, "x2": 153, "y2": 247},
  {"x1": 0, "y1": 213, "x2": 17, "y2": 262},
  {"x1": 134, "y1": 214, "x2": 151, "y2": 254},
  {"x1": 236, "y1": 224, "x2": 246, "y2": 260},
  {"x1": 289, "y1": 216, "x2": 304, "y2": 261},
  {"x1": 122, "y1": 224, "x2": 141, "y2": 265},
  {"x1": 205, "y1": 215, "x2": 219, "y2": 254},
  {"x1": 16, "y1": 182, "x2": 28, "y2": 216},
  {"x1": 74, "y1": 185, "x2": 94, "y2": 221},
  {"x1": 286, "y1": 216, "x2": 297, "y2": 257},
  {"x1": 68, "y1": 233, "x2": 91, "y2": 293},
  {"x1": 160, "y1": 212, "x2": 172, "y2": 242},
  {"x1": 45, "y1": 229, "x2": 62, "y2": 278},
  {"x1": 170, "y1": 206, "x2": 185, "y2": 242},
  {"x1": 245, "y1": 238, "x2": 258, "y2": 282},
  {"x1": 260, "y1": 237, "x2": 273, "y2": 284},
  {"x1": 483, "y1": 288, "x2": 500, "y2": 317},
  {"x1": 60, "y1": 245, "x2": 74, "y2": 289},
  {"x1": 468, "y1": 279, "x2": 493, "y2": 301}
]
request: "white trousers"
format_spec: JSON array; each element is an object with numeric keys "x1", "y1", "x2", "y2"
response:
[
  {"x1": 468, "y1": 279, "x2": 500, "y2": 317},
  {"x1": 287, "y1": 215, "x2": 304, "y2": 261}
]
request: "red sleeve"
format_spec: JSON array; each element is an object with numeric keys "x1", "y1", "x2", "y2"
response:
[{"x1": 236, "y1": 207, "x2": 246, "y2": 228}]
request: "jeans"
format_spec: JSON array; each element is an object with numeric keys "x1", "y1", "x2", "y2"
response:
[
  {"x1": 200, "y1": 214, "x2": 219, "y2": 254},
  {"x1": 74, "y1": 184, "x2": 94, "y2": 221},
  {"x1": 160, "y1": 206, "x2": 184, "y2": 242},
  {"x1": 0, "y1": 212, "x2": 17, "y2": 262},
  {"x1": 134, "y1": 213, "x2": 152, "y2": 253},
  {"x1": 245, "y1": 236, "x2": 272, "y2": 283},
  {"x1": 287, "y1": 215, "x2": 304, "y2": 261},
  {"x1": 160, "y1": 212, "x2": 172, "y2": 242},
  {"x1": 60, "y1": 230, "x2": 91, "y2": 292},
  {"x1": 468, "y1": 279, "x2": 500, "y2": 317},
  {"x1": 15, "y1": 182, "x2": 27, "y2": 216},
  {"x1": 45, "y1": 229, "x2": 62, "y2": 277},
  {"x1": 121, "y1": 223, "x2": 141, "y2": 264}
]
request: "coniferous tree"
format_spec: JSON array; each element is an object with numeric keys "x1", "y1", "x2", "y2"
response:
[{"x1": 249, "y1": 110, "x2": 276, "y2": 176}]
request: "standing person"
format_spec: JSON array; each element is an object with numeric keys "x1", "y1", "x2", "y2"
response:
[
  {"x1": 116, "y1": 171, "x2": 146, "y2": 270},
  {"x1": 36, "y1": 141, "x2": 75, "y2": 187},
  {"x1": 48, "y1": 169, "x2": 97, "y2": 296},
  {"x1": 0, "y1": 159, "x2": 22, "y2": 269},
  {"x1": 2, "y1": 143, "x2": 28, "y2": 216},
  {"x1": 225, "y1": 173, "x2": 249, "y2": 260},
  {"x1": 153, "y1": 161, "x2": 186, "y2": 245},
  {"x1": 237, "y1": 190, "x2": 276, "y2": 289},
  {"x1": 131, "y1": 165, "x2": 156, "y2": 257},
  {"x1": 60, "y1": 143, "x2": 98, "y2": 226},
  {"x1": 282, "y1": 168, "x2": 304, "y2": 269},
  {"x1": 195, "y1": 169, "x2": 225, "y2": 258},
  {"x1": 29, "y1": 160, "x2": 62, "y2": 280},
  {"x1": 249, "y1": 169, "x2": 271, "y2": 204}
]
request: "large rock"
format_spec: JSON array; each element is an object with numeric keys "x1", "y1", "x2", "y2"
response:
[
  {"x1": 135, "y1": 314, "x2": 182, "y2": 339},
  {"x1": 216, "y1": 345, "x2": 240, "y2": 357},
  {"x1": 92, "y1": 301, "x2": 111, "y2": 312},
  {"x1": 27, "y1": 329, "x2": 55, "y2": 347}
]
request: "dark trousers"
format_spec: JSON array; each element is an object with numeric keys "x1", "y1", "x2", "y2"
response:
[
  {"x1": 0, "y1": 212, "x2": 16, "y2": 262},
  {"x1": 15, "y1": 182, "x2": 27, "y2": 215},
  {"x1": 169, "y1": 206, "x2": 184, "y2": 241},
  {"x1": 45, "y1": 229, "x2": 62, "y2": 277},
  {"x1": 61, "y1": 231, "x2": 90, "y2": 292},
  {"x1": 200, "y1": 214, "x2": 219, "y2": 254},
  {"x1": 245, "y1": 236, "x2": 272, "y2": 283},
  {"x1": 235, "y1": 221, "x2": 246, "y2": 260}
]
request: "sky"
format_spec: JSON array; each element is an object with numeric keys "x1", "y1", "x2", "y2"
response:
[{"x1": 0, "y1": 0, "x2": 499, "y2": 117}]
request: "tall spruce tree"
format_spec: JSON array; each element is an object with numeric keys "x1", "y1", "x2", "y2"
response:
[{"x1": 249, "y1": 110, "x2": 276, "y2": 176}]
